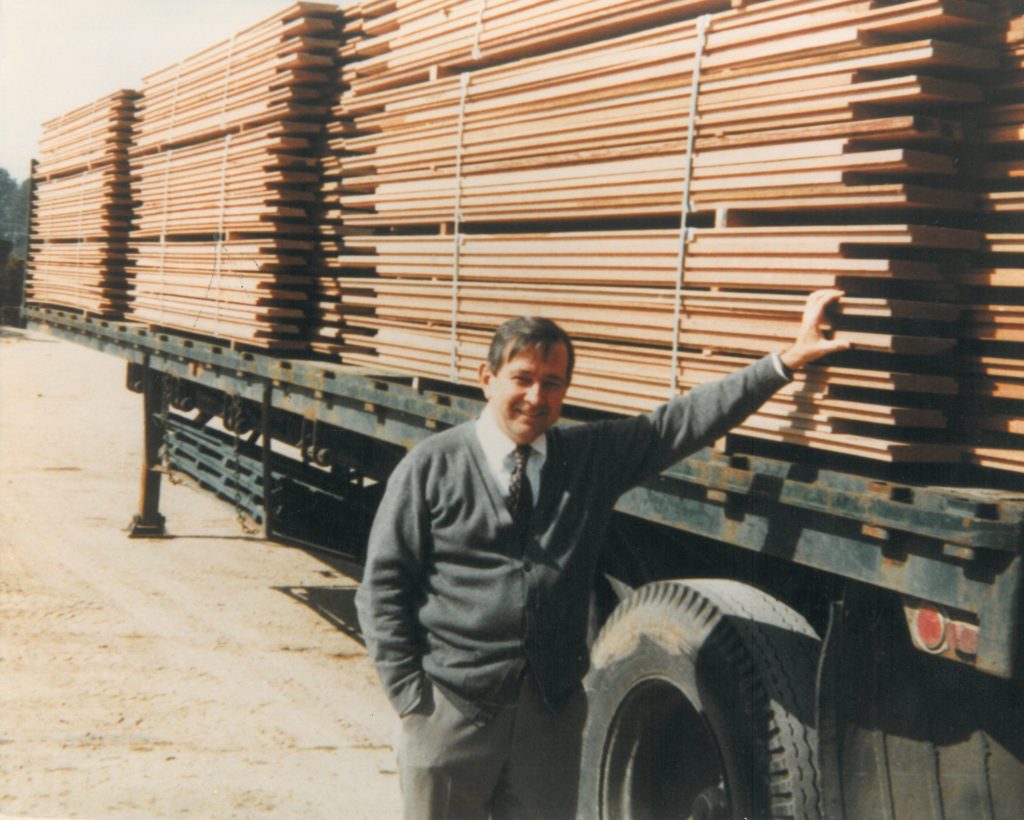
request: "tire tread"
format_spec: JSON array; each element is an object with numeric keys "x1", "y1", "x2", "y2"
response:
[{"x1": 590, "y1": 579, "x2": 823, "y2": 819}]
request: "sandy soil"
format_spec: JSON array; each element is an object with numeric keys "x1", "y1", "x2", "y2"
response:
[{"x1": 0, "y1": 328, "x2": 404, "y2": 819}]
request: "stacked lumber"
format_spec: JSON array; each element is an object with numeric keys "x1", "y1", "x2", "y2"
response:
[
  {"x1": 25, "y1": 91, "x2": 139, "y2": 316},
  {"x1": 126, "y1": 2, "x2": 340, "y2": 350},
  {"x1": 343, "y1": 0, "x2": 726, "y2": 97},
  {"x1": 319, "y1": 225, "x2": 969, "y2": 462},
  {"x1": 131, "y1": 6, "x2": 339, "y2": 154},
  {"x1": 126, "y1": 238, "x2": 312, "y2": 347},
  {"x1": 960, "y1": 4, "x2": 1024, "y2": 473},
  {"x1": 131, "y1": 125, "x2": 321, "y2": 238},
  {"x1": 316, "y1": 0, "x2": 1010, "y2": 467},
  {"x1": 33, "y1": 90, "x2": 138, "y2": 179},
  {"x1": 330, "y1": 318, "x2": 957, "y2": 462},
  {"x1": 31, "y1": 1, "x2": 1017, "y2": 473},
  {"x1": 329, "y1": 244, "x2": 963, "y2": 355},
  {"x1": 334, "y1": 2, "x2": 992, "y2": 225},
  {"x1": 28, "y1": 167, "x2": 134, "y2": 240},
  {"x1": 334, "y1": 225, "x2": 969, "y2": 289}
]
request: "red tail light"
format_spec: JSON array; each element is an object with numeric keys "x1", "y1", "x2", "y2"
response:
[{"x1": 903, "y1": 599, "x2": 979, "y2": 662}]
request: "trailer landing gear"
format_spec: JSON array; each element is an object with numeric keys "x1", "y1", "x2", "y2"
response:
[{"x1": 129, "y1": 359, "x2": 166, "y2": 538}]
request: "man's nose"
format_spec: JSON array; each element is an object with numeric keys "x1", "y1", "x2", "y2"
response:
[{"x1": 524, "y1": 383, "x2": 543, "y2": 404}]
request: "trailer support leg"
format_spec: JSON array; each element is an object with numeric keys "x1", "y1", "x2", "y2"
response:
[{"x1": 129, "y1": 359, "x2": 167, "y2": 537}]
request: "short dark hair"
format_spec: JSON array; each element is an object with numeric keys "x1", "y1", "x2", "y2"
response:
[{"x1": 487, "y1": 316, "x2": 575, "y2": 381}]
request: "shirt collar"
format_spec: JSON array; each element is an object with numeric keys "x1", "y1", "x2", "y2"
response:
[{"x1": 476, "y1": 403, "x2": 548, "y2": 465}]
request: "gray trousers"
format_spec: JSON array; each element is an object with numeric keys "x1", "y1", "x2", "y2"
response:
[{"x1": 396, "y1": 674, "x2": 587, "y2": 820}]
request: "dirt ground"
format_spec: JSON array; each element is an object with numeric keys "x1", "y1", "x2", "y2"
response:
[{"x1": 0, "y1": 327, "x2": 404, "y2": 819}]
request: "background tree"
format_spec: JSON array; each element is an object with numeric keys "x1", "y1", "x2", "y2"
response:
[
  {"x1": 0, "y1": 169, "x2": 30, "y2": 323},
  {"x1": 0, "y1": 239, "x2": 26, "y2": 325},
  {"x1": 0, "y1": 169, "x2": 30, "y2": 258}
]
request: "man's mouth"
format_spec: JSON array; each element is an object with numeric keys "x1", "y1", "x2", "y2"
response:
[{"x1": 515, "y1": 408, "x2": 547, "y2": 419}]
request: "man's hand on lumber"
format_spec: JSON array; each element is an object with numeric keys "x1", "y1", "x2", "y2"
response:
[{"x1": 780, "y1": 289, "x2": 850, "y2": 371}]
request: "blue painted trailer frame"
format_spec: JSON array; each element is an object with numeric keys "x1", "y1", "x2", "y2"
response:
[{"x1": 23, "y1": 306, "x2": 1024, "y2": 678}]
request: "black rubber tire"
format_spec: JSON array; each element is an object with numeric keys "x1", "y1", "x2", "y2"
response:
[{"x1": 578, "y1": 579, "x2": 823, "y2": 820}]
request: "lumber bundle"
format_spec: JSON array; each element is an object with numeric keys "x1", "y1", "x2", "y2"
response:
[
  {"x1": 26, "y1": 90, "x2": 139, "y2": 316},
  {"x1": 960, "y1": 4, "x2": 1024, "y2": 473},
  {"x1": 327, "y1": 318, "x2": 956, "y2": 462},
  {"x1": 330, "y1": 227, "x2": 967, "y2": 357},
  {"x1": 131, "y1": 124, "x2": 320, "y2": 238},
  {"x1": 317, "y1": 0, "x2": 1018, "y2": 469},
  {"x1": 33, "y1": 90, "x2": 138, "y2": 179},
  {"x1": 333, "y1": 2, "x2": 992, "y2": 225},
  {"x1": 335, "y1": 225, "x2": 972, "y2": 289},
  {"x1": 315, "y1": 222, "x2": 974, "y2": 463},
  {"x1": 342, "y1": 0, "x2": 727, "y2": 97},
  {"x1": 132, "y1": 4, "x2": 338, "y2": 155},
  {"x1": 126, "y1": 238, "x2": 312, "y2": 348},
  {"x1": 27, "y1": 0, "x2": 1020, "y2": 474},
  {"x1": 29, "y1": 167, "x2": 133, "y2": 241},
  {"x1": 126, "y1": 3, "x2": 341, "y2": 350},
  {"x1": 24, "y1": 241, "x2": 130, "y2": 315}
]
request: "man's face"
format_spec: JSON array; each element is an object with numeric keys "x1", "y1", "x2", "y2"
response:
[{"x1": 479, "y1": 342, "x2": 570, "y2": 445}]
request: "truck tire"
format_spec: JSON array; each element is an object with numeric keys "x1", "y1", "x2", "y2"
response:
[{"x1": 579, "y1": 579, "x2": 822, "y2": 820}]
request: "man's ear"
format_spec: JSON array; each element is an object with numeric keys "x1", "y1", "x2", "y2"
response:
[{"x1": 478, "y1": 362, "x2": 494, "y2": 399}]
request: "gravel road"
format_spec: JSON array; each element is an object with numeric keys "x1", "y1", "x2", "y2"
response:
[{"x1": 0, "y1": 327, "x2": 403, "y2": 819}]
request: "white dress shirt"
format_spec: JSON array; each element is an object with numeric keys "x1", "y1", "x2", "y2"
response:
[
  {"x1": 769, "y1": 352, "x2": 791, "y2": 381},
  {"x1": 475, "y1": 404, "x2": 546, "y2": 506}
]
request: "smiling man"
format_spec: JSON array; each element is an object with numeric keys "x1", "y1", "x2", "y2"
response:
[{"x1": 355, "y1": 291, "x2": 848, "y2": 820}]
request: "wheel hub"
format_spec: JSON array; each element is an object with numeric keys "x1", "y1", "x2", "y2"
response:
[{"x1": 690, "y1": 784, "x2": 729, "y2": 820}]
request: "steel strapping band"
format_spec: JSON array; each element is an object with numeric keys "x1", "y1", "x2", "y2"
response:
[
  {"x1": 220, "y1": 34, "x2": 237, "y2": 133},
  {"x1": 471, "y1": 0, "x2": 488, "y2": 60},
  {"x1": 670, "y1": 13, "x2": 711, "y2": 399},
  {"x1": 211, "y1": 133, "x2": 234, "y2": 336},
  {"x1": 167, "y1": 59, "x2": 184, "y2": 147},
  {"x1": 450, "y1": 71, "x2": 472, "y2": 384},
  {"x1": 75, "y1": 170, "x2": 87, "y2": 310},
  {"x1": 158, "y1": 149, "x2": 174, "y2": 323}
]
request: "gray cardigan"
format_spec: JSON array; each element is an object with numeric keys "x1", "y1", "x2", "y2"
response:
[{"x1": 355, "y1": 354, "x2": 788, "y2": 721}]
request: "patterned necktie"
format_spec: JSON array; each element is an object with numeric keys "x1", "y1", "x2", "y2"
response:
[{"x1": 508, "y1": 444, "x2": 533, "y2": 536}]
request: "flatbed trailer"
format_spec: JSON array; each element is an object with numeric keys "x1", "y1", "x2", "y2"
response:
[{"x1": 22, "y1": 303, "x2": 1024, "y2": 819}]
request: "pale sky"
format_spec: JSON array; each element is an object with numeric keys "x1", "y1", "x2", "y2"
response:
[{"x1": 0, "y1": 0, "x2": 334, "y2": 181}]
